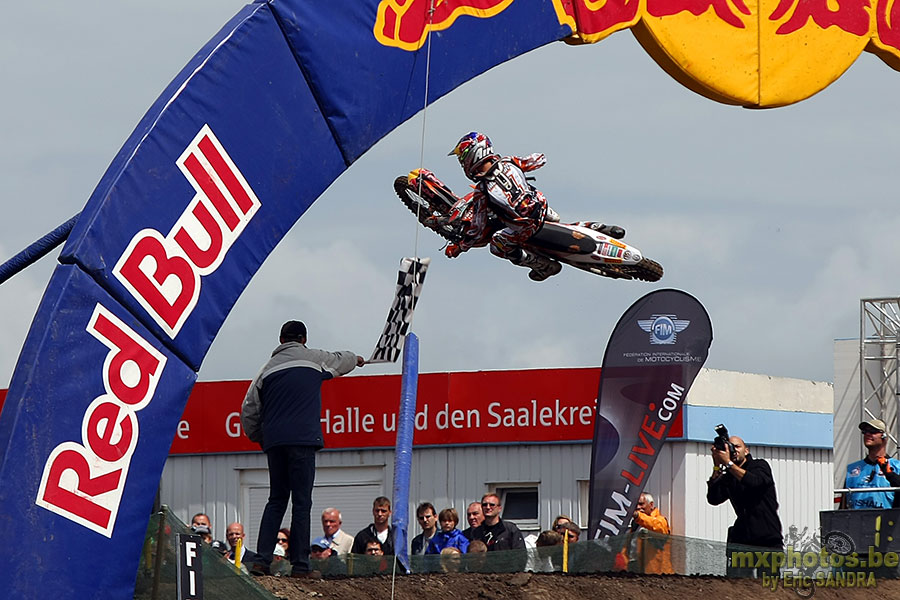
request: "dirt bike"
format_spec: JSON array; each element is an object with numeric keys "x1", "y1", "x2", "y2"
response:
[{"x1": 393, "y1": 169, "x2": 663, "y2": 282}]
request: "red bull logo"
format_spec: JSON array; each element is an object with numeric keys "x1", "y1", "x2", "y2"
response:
[
  {"x1": 35, "y1": 124, "x2": 259, "y2": 536},
  {"x1": 872, "y1": 4, "x2": 900, "y2": 73},
  {"x1": 36, "y1": 305, "x2": 166, "y2": 536},
  {"x1": 768, "y1": 0, "x2": 869, "y2": 36},
  {"x1": 646, "y1": 0, "x2": 751, "y2": 29},
  {"x1": 563, "y1": 0, "x2": 896, "y2": 49},
  {"x1": 113, "y1": 125, "x2": 260, "y2": 338},
  {"x1": 373, "y1": 0, "x2": 900, "y2": 107},
  {"x1": 565, "y1": 0, "x2": 900, "y2": 106},
  {"x1": 374, "y1": 0, "x2": 515, "y2": 51}
]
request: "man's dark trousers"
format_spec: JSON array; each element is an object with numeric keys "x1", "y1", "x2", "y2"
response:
[{"x1": 257, "y1": 445, "x2": 316, "y2": 573}]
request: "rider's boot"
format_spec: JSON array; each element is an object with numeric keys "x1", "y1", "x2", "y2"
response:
[
  {"x1": 598, "y1": 224, "x2": 625, "y2": 239},
  {"x1": 545, "y1": 206, "x2": 560, "y2": 223},
  {"x1": 510, "y1": 249, "x2": 562, "y2": 282},
  {"x1": 528, "y1": 263, "x2": 562, "y2": 282}
]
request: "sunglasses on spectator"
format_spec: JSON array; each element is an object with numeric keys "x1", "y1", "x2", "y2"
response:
[
  {"x1": 277, "y1": 537, "x2": 289, "y2": 543},
  {"x1": 481, "y1": 502, "x2": 498, "y2": 508}
]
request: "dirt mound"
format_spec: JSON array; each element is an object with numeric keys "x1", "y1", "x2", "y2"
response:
[{"x1": 258, "y1": 572, "x2": 899, "y2": 600}]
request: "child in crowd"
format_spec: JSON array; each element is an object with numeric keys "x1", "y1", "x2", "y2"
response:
[{"x1": 426, "y1": 507, "x2": 470, "y2": 554}]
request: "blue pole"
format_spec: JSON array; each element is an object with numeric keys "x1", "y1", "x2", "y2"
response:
[
  {"x1": 391, "y1": 332, "x2": 418, "y2": 573},
  {"x1": 0, "y1": 213, "x2": 80, "y2": 285}
]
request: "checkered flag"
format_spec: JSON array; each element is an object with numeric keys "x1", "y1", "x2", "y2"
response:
[{"x1": 369, "y1": 257, "x2": 430, "y2": 363}]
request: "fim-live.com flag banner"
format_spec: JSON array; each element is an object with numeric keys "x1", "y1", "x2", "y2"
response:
[
  {"x1": 369, "y1": 257, "x2": 429, "y2": 363},
  {"x1": 588, "y1": 289, "x2": 712, "y2": 539}
]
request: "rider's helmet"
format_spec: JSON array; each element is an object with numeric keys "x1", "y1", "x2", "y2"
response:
[{"x1": 449, "y1": 132, "x2": 497, "y2": 181}]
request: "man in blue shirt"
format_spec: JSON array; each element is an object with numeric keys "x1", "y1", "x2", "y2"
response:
[{"x1": 844, "y1": 418, "x2": 900, "y2": 509}]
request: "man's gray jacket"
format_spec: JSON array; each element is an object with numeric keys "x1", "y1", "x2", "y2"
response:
[{"x1": 241, "y1": 342, "x2": 357, "y2": 451}]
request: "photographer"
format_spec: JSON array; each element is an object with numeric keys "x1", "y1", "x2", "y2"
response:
[
  {"x1": 843, "y1": 418, "x2": 900, "y2": 509},
  {"x1": 706, "y1": 427, "x2": 782, "y2": 577}
]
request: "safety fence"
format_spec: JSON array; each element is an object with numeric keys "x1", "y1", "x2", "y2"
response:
[
  {"x1": 134, "y1": 507, "x2": 275, "y2": 600},
  {"x1": 136, "y1": 508, "x2": 898, "y2": 600}
]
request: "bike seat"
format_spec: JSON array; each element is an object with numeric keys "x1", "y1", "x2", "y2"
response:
[{"x1": 530, "y1": 223, "x2": 596, "y2": 254}]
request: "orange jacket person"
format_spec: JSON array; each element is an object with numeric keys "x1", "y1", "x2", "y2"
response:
[{"x1": 615, "y1": 492, "x2": 674, "y2": 574}]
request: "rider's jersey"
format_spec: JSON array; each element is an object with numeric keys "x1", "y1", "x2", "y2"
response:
[
  {"x1": 844, "y1": 457, "x2": 900, "y2": 509},
  {"x1": 459, "y1": 153, "x2": 547, "y2": 251},
  {"x1": 479, "y1": 154, "x2": 546, "y2": 221}
]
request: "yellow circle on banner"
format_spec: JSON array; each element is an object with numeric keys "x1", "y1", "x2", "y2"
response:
[{"x1": 631, "y1": 0, "x2": 872, "y2": 107}]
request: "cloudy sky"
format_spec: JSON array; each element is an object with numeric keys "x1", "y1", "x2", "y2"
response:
[{"x1": 2, "y1": 1, "x2": 898, "y2": 389}]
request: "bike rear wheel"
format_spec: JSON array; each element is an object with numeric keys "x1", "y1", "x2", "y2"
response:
[
  {"x1": 629, "y1": 258, "x2": 663, "y2": 282},
  {"x1": 571, "y1": 257, "x2": 663, "y2": 282},
  {"x1": 393, "y1": 176, "x2": 465, "y2": 242}
]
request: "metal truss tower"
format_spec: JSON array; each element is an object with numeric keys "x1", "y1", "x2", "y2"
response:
[{"x1": 860, "y1": 297, "x2": 900, "y2": 448}]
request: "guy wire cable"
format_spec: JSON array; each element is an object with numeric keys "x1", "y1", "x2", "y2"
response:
[
  {"x1": 392, "y1": 4, "x2": 436, "y2": 597},
  {"x1": 407, "y1": 0, "x2": 436, "y2": 336}
]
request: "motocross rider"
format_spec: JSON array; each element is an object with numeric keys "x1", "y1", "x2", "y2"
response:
[{"x1": 445, "y1": 132, "x2": 624, "y2": 281}]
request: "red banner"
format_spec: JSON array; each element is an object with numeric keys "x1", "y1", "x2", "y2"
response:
[
  {"x1": 0, "y1": 368, "x2": 683, "y2": 455},
  {"x1": 162, "y1": 367, "x2": 681, "y2": 454}
]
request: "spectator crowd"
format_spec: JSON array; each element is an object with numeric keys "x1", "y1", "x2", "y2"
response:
[
  {"x1": 187, "y1": 492, "x2": 635, "y2": 577},
  {"x1": 182, "y1": 318, "x2": 892, "y2": 582},
  {"x1": 200, "y1": 319, "x2": 892, "y2": 580},
  {"x1": 194, "y1": 419, "x2": 900, "y2": 580}
]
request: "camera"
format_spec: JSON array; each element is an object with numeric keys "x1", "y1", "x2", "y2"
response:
[
  {"x1": 210, "y1": 539, "x2": 228, "y2": 555},
  {"x1": 713, "y1": 424, "x2": 738, "y2": 462}
]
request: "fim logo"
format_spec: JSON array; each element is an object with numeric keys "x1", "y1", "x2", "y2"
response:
[{"x1": 638, "y1": 314, "x2": 691, "y2": 345}]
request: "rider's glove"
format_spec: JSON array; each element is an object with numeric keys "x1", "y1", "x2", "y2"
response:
[
  {"x1": 445, "y1": 243, "x2": 463, "y2": 258},
  {"x1": 878, "y1": 456, "x2": 893, "y2": 474}
]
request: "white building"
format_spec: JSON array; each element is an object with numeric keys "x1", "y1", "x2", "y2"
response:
[{"x1": 159, "y1": 366, "x2": 833, "y2": 555}]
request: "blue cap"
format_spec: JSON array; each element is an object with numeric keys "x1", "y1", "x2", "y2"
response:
[{"x1": 311, "y1": 536, "x2": 330, "y2": 550}]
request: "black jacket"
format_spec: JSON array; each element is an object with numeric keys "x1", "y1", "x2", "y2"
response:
[
  {"x1": 470, "y1": 518, "x2": 526, "y2": 551},
  {"x1": 707, "y1": 454, "x2": 783, "y2": 548},
  {"x1": 351, "y1": 524, "x2": 394, "y2": 555},
  {"x1": 241, "y1": 342, "x2": 357, "y2": 451},
  {"x1": 410, "y1": 531, "x2": 435, "y2": 555},
  {"x1": 461, "y1": 526, "x2": 477, "y2": 541}
]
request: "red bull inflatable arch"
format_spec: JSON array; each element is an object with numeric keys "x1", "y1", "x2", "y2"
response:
[{"x1": 0, "y1": 0, "x2": 897, "y2": 597}]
